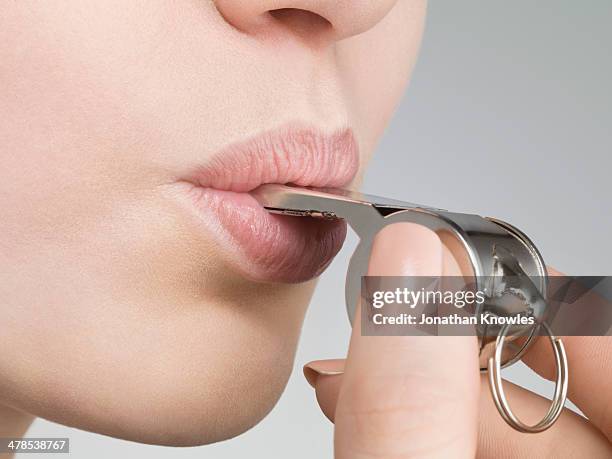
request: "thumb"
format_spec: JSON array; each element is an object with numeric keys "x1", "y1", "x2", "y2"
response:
[
  {"x1": 303, "y1": 222, "x2": 472, "y2": 424},
  {"x1": 315, "y1": 222, "x2": 480, "y2": 458}
]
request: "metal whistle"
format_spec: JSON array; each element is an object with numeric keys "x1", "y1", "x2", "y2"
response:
[{"x1": 252, "y1": 183, "x2": 568, "y2": 433}]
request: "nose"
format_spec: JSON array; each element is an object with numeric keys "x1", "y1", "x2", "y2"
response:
[{"x1": 214, "y1": 0, "x2": 399, "y2": 45}]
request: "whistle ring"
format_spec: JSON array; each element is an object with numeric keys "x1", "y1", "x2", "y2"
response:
[{"x1": 487, "y1": 322, "x2": 569, "y2": 433}]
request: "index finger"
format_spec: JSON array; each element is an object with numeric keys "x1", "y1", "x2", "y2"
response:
[{"x1": 334, "y1": 223, "x2": 480, "y2": 458}]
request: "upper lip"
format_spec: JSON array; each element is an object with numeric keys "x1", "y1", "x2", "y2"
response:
[{"x1": 188, "y1": 125, "x2": 359, "y2": 192}]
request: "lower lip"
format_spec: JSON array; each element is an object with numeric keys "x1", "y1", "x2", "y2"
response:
[{"x1": 178, "y1": 183, "x2": 347, "y2": 283}]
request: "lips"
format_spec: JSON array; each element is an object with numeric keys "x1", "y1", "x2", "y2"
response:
[{"x1": 175, "y1": 126, "x2": 359, "y2": 283}]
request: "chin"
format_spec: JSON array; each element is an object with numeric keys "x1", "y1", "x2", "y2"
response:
[
  {"x1": 5, "y1": 270, "x2": 311, "y2": 448},
  {"x1": 25, "y1": 328, "x2": 299, "y2": 447},
  {"x1": 109, "y1": 351, "x2": 294, "y2": 447},
  {"x1": 1, "y1": 189, "x2": 316, "y2": 446}
]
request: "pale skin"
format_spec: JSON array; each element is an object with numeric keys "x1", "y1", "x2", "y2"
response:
[
  {"x1": 0, "y1": 0, "x2": 425, "y2": 447},
  {"x1": 1, "y1": 1, "x2": 610, "y2": 457},
  {"x1": 305, "y1": 224, "x2": 612, "y2": 457}
]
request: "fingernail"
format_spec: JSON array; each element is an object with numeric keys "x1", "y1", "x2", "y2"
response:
[
  {"x1": 368, "y1": 222, "x2": 443, "y2": 276},
  {"x1": 303, "y1": 359, "x2": 345, "y2": 388}
]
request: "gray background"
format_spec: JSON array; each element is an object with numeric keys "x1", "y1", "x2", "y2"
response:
[{"x1": 19, "y1": 1, "x2": 611, "y2": 457}]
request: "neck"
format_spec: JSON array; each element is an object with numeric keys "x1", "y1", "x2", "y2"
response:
[
  {"x1": 0, "y1": 403, "x2": 34, "y2": 459},
  {"x1": 0, "y1": 403, "x2": 34, "y2": 438}
]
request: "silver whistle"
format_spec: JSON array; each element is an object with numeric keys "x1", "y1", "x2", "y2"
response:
[{"x1": 252, "y1": 183, "x2": 568, "y2": 433}]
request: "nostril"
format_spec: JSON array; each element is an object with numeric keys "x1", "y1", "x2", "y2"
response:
[{"x1": 268, "y1": 8, "x2": 333, "y2": 42}]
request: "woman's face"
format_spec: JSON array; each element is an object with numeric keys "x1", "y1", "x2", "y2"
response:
[{"x1": 0, "y1": 0, "x2": 425, "y2": 445}]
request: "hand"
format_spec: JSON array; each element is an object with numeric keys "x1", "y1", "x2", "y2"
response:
[{"x1": 304, "y1": 223, "x2": 612, "y2": 458}]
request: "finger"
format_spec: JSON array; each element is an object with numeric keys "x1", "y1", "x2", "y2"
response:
[
  {"x1": 477, "y1": 375, "x2": 612, "y2": 458},
  {"x1": 334, "y1": 223, "x2": 480, "y2": 458},
  {"x1": 304, "y1": 363, "x2": 612, "y2": 458},
  {"x1": 522, "y1": 334, "x2": 612, "y2": 442},
  {"x1": 520, "y1": 267, "x2": 612, "y2": 441},
  {"x1": 304, "y1": 359, "x2": 345, "y2": 422}
]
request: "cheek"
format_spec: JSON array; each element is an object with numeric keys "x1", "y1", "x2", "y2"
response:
[{"x1": 0, "y1": 3, "x2": 315, "y2": 442}]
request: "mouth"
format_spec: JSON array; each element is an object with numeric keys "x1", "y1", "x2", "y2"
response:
[{"x1": 174, "y1": 125, "x2": 359, "y2": 283}]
